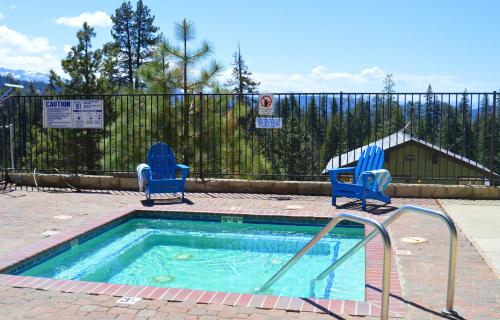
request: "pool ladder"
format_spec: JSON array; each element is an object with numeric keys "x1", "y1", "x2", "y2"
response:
[{"x1": 256, "y1": 205, "x2": 460, "y2": 320}]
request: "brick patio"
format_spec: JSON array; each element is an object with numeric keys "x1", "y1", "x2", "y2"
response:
[{"x1": 0, "y1": 188, "x2": 498, "y2": 319}]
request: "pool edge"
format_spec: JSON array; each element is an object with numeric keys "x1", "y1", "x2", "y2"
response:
[{"x1": 0, "y1": 205, "x2": 405, "y2": 318}]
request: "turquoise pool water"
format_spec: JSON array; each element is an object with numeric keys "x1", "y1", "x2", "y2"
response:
[{"x1": 21, "y1": 218, "x2": 365, "y2": 300}]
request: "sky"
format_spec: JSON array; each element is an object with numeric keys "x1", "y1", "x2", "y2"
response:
[{"x1": 0, "y1": 0, "x2": 499, "y2": 92}]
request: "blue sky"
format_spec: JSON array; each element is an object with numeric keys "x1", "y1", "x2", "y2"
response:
[{"x1": 0, "y1": 0, "x2": 499, "y2": 92}]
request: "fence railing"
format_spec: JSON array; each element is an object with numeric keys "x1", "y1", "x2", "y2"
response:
[{"x1": 0, "y1": 92, "x2": 498, "y2": 185}]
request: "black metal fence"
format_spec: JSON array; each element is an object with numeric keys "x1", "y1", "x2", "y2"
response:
[{"x1": 0, "y1": 92, "x2": 498, "y2": 185}]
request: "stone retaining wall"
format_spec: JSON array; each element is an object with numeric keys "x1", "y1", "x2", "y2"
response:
[{"x1": 9, "y1": 172, "x2": 500, "y2": 199}]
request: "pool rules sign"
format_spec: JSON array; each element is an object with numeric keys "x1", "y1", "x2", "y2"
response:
[{"x1": 43, "y1": 100, "x2": 104, "y2": 129}]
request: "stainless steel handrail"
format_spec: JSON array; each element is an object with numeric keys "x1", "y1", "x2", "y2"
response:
[
  {"x1": 309, "y1": 205, "x2": 458, "y2": 317},
  {"x1": 257, "y1": 213, "x2": 392, "y2": 320}
]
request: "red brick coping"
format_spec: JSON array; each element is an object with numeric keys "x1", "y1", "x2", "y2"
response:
[{"x1": 0, "y1": 205, "x2": 405, "y2": 318}]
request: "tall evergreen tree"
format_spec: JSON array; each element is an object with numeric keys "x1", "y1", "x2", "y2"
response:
[
  {"x1": 458, "y1": 90, "x2": 475, "y2": 159},
  {"x1": 383, "y1": 73, "x2": 395, "y2": 94},
  {"x1": 99, "y1": 42, "x2": 121, "y2": 92},
  {"x1": 424, "y1": 84, "x2": 434, "y2": 140},
  {"x1": 111, "y1": 1, "x2": 134, "y2": 87},
  {"x1": 44, "y1": 70, "x2": 63, "y2": 95},
  {"x1": 378, "y1": 73, "x2": 404, "y2": 136},
  {"x1": 477, "y1": 94, "x2": 492, "y2": 166},
  {"x1": 323, "y1": 97, "x2": 341, "y2": 167},
  {"x1": 225, "y1": 43, "x2": 259, "y2": 95},
  {"x1": 163, "y1": 18, "x2": 222, "y2": 164},
  {"x1": 132, "y1": 0, "x2": 160, "y2": 89},
  {"x1": 138, "y1": 39, "x2": 178, "y2": 93},
  {"x1": 62, "y1": 22, "x2": 102, "y2": 94}
]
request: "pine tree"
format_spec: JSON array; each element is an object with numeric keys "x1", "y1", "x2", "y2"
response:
[
  {"x1": 99, "y1": 42, "x2": 121, "y2": 92},
  {"x1": 458, "y1": 90, "x2": 475, "y2": 159},
  {"x1": 45, "y1": 70, "x2": 63, "y2": 95},
  {"x1": 60, "y1": 22, "x2": 102, "y2": 171},
  {"x1": 132, "y1": 0, "x2": 160, "y2": 89},
  {"x1": 383, "y1": 73, "x2": 395, "y2": 94},
  {"x1": 163, "y1": 18, "x2": 222, "y2": 164},
  {"x1": 137, "y1": 39, "x2": 178, "y2": 93},
  {"x1": 27, "y1": 82, "x2": 37, "y2": 95},
  {"x1": 164, "y1": 19, "x2": 222, "y2": 94},
  {"x1": 111, "y1": 1, "x2": 135, "y2": 87},
  {"x1": 379, "y1": 73, "x2": 404, "y2": 135},
  {"x1": 424, "y1": 84, "x2": 434, "y2": 141},
  {"x1": 323, "y1": 97, "x2": 341, "y2": 168},
  {"x1": 477, "y1": 94, "x2": 492, "y2": 166},
  {"x1": 225, "y1": 43, "x2": 259, "y2": 95},
  {"x1": 62, "y1": 22, "x2": 102, "y2": 94},
  {"x1": 267, "y1": 95, "x2": 312, "y2": 179}
]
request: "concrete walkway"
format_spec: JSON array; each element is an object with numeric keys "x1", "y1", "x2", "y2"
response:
[{"x1": 440, "y1": 199, "x2": 500, "y2": 278}]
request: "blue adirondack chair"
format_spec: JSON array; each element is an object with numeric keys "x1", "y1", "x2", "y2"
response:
[
  {"x1": 138, "y1": 142, "x2": 189, "y2": 200},
  {"x1": 328, "y1": 145, "x2": 391, "y2": 210}
]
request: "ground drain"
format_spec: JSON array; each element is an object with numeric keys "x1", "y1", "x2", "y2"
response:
[{"x1": 401, "y1": 237, "x2": 427, "y2": 244}]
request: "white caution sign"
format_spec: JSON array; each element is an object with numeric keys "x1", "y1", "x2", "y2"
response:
[
  {"x1": 258, "y1": 93, "x2": 274, "y2": 115},
  {"x1": 43, "y1": 100, "x2": 104, "y2": 129},
  {"x1": 256, "y1": 117, "x2": 282, "y2": 129}
]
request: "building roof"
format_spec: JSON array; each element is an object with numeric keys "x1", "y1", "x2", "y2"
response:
[{"x1": 323, "y1": 130, "x2": 497, "y2": 175}]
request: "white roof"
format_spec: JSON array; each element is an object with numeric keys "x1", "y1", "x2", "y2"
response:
[{"x1": 323, "y1": 130, "x2": 497, "y2": 175}]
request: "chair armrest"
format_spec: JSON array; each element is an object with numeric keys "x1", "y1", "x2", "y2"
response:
[
  {"x1": 359, "y1": 171, "x2": 377, "y2": 191},
  {"x1": 328, "y1": 167, "x2": 355, "y2": 183},
  {"x1": 176, "y1": 164, "x2": 190, "y2": 180}
]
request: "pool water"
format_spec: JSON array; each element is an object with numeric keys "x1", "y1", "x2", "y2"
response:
[{"x1": 20, "y1": 218, "x2": 365, "y2": 300}]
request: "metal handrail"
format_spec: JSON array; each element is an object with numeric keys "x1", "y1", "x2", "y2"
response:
[
  {"x1": 257, "y1": 213, "x2": 392, "y2": 320},
  {"x1": 309, "y1": 205, "x2": 458, "y2": 317}
]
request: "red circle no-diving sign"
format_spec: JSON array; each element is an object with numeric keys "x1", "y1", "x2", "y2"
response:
[{"x1": 260, "y1": 95, "x2": 273, "y2": 108}]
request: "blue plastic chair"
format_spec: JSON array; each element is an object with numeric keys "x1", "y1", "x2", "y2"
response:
[
  {"x1": 139, "y1": 142, "x2": 189, "y2": 200},
  {"x1": 328, "y1": 145, "x2": 391, "y2": 210}
]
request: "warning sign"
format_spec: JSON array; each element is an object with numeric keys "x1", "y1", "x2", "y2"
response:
[
  {"x1": 43, "y1": 100, "x2": 103, "y2": 129},
  {"x1": 258, "y1": 93, "x2": 274, "y2": 116}
]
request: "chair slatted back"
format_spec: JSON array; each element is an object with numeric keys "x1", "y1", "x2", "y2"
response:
[
  {"x1": 353, "y1": 145, "x2": 384, "y2": 183},
  {"x1": 147, "y1": 142, "x2": 176, "y2": 180}
]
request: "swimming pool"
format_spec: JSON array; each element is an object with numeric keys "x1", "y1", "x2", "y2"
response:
[{"x1": 18, "y1": 217, "x2": 365, "y2": 301}]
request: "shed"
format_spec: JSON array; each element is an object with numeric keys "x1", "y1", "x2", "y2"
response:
[{"x1": 323, "y1": 130, "x2": 497, "y2": 185}]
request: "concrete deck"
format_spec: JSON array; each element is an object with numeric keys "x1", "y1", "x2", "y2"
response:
[
  {"x1": 0, "y1": 188, "x2": 499, "y2": 319},
  {"x1": 440, "y1": 199, "x2": 500, "y2": 278}
]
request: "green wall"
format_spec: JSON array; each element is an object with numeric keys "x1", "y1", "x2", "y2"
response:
[{"x1": 383, "y1": 141, "x2": 489, "y2": 184}]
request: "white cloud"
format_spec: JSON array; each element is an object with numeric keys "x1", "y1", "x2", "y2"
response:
[
  {"x1": 10, "y1": 5, "x2": 15, "y2": 10},
  {"x1": 55, "y1": 11, "x2": 112, "y2": 28},
  {"x1": 0, "y1": 26, "x2": 53, "y2": 53},
  {"x1": 63, "y1": 44, "x2": 72, "y2": 54},
  {"x1": 0, "y1": 12, "x2": 4, "y2": 19},
  {"x1": 0, "y1": 25, "x2": 61, "y2": 73},
  {"x1": 246, "y1": 66, "x2": 500, "y2": 92}
]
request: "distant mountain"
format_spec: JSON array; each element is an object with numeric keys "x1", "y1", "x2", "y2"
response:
[
  {"x1": 0, "y1": 68, "x2": 48, "y2": 94},
  {"x1": 0, "y1": 67, "x2": 49, "y2": 83}
]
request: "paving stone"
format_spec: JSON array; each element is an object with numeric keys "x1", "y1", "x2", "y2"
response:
[
  {"x1": 79, "y1": 304, "x2": 98, "y2": 312},
  {"x1": 135, "y1": 309, "x2": 157, "y2": 318}
]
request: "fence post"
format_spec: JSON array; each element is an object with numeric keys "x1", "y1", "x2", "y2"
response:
[
  {"x1": 339, "y1": 92, "x2": 343, "y2": 167},
  {"x1": 491, "y1": 91, "x2": 497, "y2": 186},
  {"x1": 199, "y1": 92, "x2": 204, "y2": 180}
]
